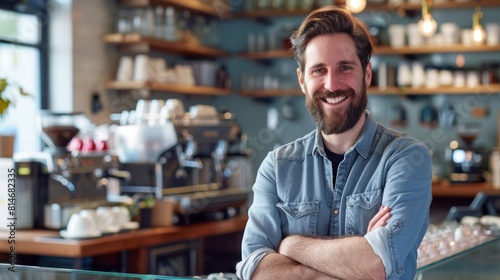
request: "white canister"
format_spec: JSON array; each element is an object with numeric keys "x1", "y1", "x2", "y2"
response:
[
  {"x1": 407, "y1": 24, "x2": 424, "y2": 47},
  {"x1": 388, "y1": 24, "x2": 406, "y2": 48},
  {"x1": 486, "y1": 23, "x2": 500, "y2": 46},
  {"x1": 397, "y1": 61, "x2": 411, "y2": 87},
  {"x1": 461, "y1": 29, "x2": 473, "y2": 46},
  {"x1": 466, "y1": 70, "x2": 480, "y2": 88},
  {"x1": 454, "y1": 71, "x2": 466, "y2": 88},
  {"x1": 116, "y1": 56, "x2": 134, "y2": 82},
  {"x1": 490, "y1": 149, "x2": 500, "y2": 189},
  {"x1": 441, "y1": 23, "x2": 460, "y2": 45},
  {"x1": 133, "y1": 54, "x2": 150, "y2": 82},
  {"x1": 425, "y1": 68, "x2": 439, "y2": 88},
  {"x1": 411, "y1": 62, "x2": 425, "y2": 88}
]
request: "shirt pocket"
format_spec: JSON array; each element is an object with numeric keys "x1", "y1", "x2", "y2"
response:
[
  {"x1": 276, "y1": 201, "x2": 319, "y2": 237},
  {"x1": 345, "y1": 189, "x2": 382, "y2": 236}
]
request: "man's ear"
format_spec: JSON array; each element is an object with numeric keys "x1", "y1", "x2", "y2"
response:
[
  {"x1": 297, "y1": 67, "x2": 306, "y2": 94},
  {"x1": 365, "y1": 62, "x2": 372, "y2": 88}
]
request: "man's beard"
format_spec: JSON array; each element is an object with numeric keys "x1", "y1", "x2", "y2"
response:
[{"x1": 305, "y1": 83, "x2": 367, "y2": 135}]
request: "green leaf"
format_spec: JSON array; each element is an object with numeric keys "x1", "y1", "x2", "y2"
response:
[
  {"x1": 19, "y1": 87, "x2": 30, "y2": 96},
  {"x1": 0, "y1": 97, "x2": 11, "y2": 115},
  {"x1": 0, "y1": 79, "x2": 7, "y2": 94}
]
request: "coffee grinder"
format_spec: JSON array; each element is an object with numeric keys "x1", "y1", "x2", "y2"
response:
[
  {"x1": 446, "y1": 122, "x2": 485, "y2": 183},
  {"x1": 15, "y1": 111, "x2": 125, "y2": 229}
]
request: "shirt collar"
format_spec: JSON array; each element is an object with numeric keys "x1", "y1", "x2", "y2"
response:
[{"x1": 312, "y1": 110, "x2": 377, "y2": 158}]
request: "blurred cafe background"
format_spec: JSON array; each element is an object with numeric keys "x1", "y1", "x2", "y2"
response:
[{"x1": 1, "y1": 0, "x2": 500, "y2": 278}]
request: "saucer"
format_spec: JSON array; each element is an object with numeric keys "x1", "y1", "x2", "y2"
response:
[
  {"x1": 121, "y1": 221, "x2": 140, "y2": 230},
  {"x1": 60, "y1": 230, "x2": 101, "y2": 239}
]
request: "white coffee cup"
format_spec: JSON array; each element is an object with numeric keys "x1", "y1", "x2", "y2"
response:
[
  {"x1": 112, "y1": 206, "x2": 130, "y2": 227},
  {"x1": 66, "y1": 213, "x2": 93, "y2": 237},
  {"x1": 79, "y1": 209, "x2": 99, "y2": 232},
  {"x1": 96, "y1": 206, "x2": 117, "y2": 231}
]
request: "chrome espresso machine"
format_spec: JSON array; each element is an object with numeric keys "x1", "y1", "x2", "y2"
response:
[
  {"x1": 15, "y1": 111, "x2": 128, "y2": 229},
  {"x1": 112, "y1": 101, "x2": 253, "y2": 223}
]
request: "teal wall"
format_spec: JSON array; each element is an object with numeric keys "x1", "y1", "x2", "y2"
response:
[{"x1": 210, "y1": 5, "x2": 500, "y2": 180}]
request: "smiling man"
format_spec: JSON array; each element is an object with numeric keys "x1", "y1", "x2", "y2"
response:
[{"x1": 236, "y1": 6, "x2": 432, "y2": 280}]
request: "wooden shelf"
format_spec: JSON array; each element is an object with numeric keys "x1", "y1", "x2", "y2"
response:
[
  {"x1": 370, "y1": 84, "x2": 500, "y2": 95},
  {"x1": 105, "y1": 81, "x2": 232, "y2": 96},
  {"x1": 103, "y1": 33, "x2": 229, "y2": 57},
  {"x1": 240, "y1": 84, "x2": 500, "y2": 98},
  {"x1": 368, "y1": 84, "x2": 500, "y2": 95},
  {"x1": 390, "y1": 0, "x2": 500, "y2": 12},
  {"x1": 239, "y1": 49, "x2": 293, "y2": 59},
  {"x1": 374, "y1": 44, "x2": 500, "y2": 55},
  {"x1": 117, "y1": 0, "x2": 232, "y2": 18},
  {"x1": 432, "y1": 181, "x2": 500, "y2": 198},
  {"x1": 240, "y1": 88, "x2": 302, "y2": 97},
  {"x1": 239, "y1": 44, "x2": 500, "y2": 60}
]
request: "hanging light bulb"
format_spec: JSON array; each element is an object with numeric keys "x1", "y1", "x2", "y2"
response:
[
  {"x1": 346, "y1": 0, "x2": 367, "y2": 13},
  {"x1": 471, "y1": 5, "x2": 486, "y2": 44},
  {"x1": 418, "y1": 0, "x2": 438, "y2": 37}
]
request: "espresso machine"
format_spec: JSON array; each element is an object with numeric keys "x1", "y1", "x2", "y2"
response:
[
  {"x1": 112, "y1": 101, "x2": 252, "y2": 223},
  {"x1": 15, "y1": 111, "x2": 127, "y2": 229},
  {"x1": 446, "y1": 122, "x2": 485, "y2": 183}
]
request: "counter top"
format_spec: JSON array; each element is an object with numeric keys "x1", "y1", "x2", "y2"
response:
[
  {"x1": 1, "y1": 215, "x2": 248, "y2": 274},
  {"x1": 432, "y1": 181, "x2": 500, "y2": 198}
]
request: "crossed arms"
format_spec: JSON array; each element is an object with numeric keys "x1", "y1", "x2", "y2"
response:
[{"x1": 250, "y1": 206, "x2": 391, "y2": 280}]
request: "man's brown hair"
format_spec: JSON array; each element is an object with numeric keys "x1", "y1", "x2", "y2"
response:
[{"x1": 290, "y1": 6, "x2": 373, "y2": 73}]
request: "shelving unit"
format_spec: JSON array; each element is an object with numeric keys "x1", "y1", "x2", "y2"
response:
[
  {"x1": 105, "y1": 81, "x2": 232, "y2": 96},
  {"x1": 237, "y1": 0, "x2": 500, "y2": 18}
]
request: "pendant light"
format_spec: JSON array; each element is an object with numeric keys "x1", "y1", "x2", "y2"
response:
[
  {"x1": 346, "y1": 0, "x2": 367, "y2": 13},
  {"x1": 418, "y1": 0, "x2": 438, "y2": 37},
  {"x1": 471, "y1": 5, "x2": 486, "y2": 44}
]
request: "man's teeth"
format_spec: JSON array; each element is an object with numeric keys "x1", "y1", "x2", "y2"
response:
[{"x1": 324, "y1": 96, "x2": 347, "y2": 104}]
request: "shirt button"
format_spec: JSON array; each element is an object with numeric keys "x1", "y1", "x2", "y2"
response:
[
  {"x1": 293, "y1": 209, "x2": 298, "y2": 214},
  {"x1": 326, "y1": 182, "x2": 330, "y2": 188},
  {"x1": 333, "y1": 209, "x2": 339, "y2": 215}
]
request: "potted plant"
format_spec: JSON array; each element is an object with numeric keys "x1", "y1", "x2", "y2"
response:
[{"x1": 0, "y1": 78, "x2": 30, "y2": 157}]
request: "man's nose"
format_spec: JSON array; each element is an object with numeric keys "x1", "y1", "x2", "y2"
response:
[{"x1": 323, "y1": 72, "x2": 340, "y2": 92}]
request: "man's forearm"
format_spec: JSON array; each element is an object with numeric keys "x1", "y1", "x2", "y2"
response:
[
  {"x1": 279, "y1": 235, "x2": 385, "y2": 280},
  {"x1": 251, "y1": 252, "x2": 337, "y2": 280}
]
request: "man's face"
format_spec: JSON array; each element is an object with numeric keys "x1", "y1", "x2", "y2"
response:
[{"x1": 297, "y1": 34, "x2": 372, "y2": 135}]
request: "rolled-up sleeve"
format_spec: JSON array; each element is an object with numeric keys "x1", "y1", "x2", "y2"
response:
[
  {"x1": 365, "y1": 142, "x2": 432, "y2": 279},
  {"x1": 236, "y1": 152, "x2": 283, "y2": 280}
]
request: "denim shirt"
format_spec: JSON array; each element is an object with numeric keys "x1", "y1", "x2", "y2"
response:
[{"x1": 236, "y1": 111, "x2": 432, "y2": 280}]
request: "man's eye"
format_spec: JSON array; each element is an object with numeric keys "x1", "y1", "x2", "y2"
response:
[
  {"x1": 312, "y1": 68, "x2": 326, "y2": 75},
  {"x1": 340, "y1": 66, "x2": 353, "y2": 72}
]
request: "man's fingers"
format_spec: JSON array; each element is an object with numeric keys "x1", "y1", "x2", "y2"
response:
[{"x1": 368, "y1": 206, "x2": 391, "y2": 232}]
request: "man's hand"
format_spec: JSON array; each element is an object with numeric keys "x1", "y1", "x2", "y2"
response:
[{"x1": 368, "y1": 206, "x2": 391, "y2": 232}]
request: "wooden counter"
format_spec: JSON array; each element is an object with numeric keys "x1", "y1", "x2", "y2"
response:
[
  {"x1": 432, "y1": 181, "x2": 500, "y2": 198},
  {"x1": 2, "y1": 215, "x2": 248, "y2": 274}
]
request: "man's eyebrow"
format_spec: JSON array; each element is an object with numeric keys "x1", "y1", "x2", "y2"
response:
[
  {"x1": 338, "y1": 60, "x2": 357, "y2": 65},
  {"x1": 308, "y1": 60, "x2": 357, "y2": 70}
]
